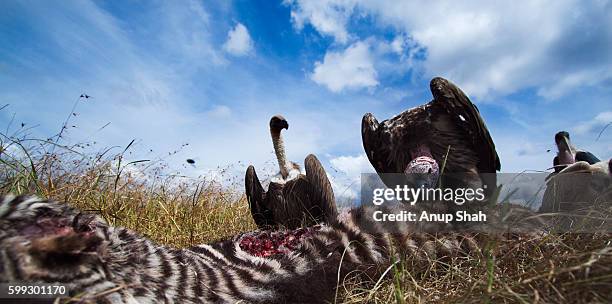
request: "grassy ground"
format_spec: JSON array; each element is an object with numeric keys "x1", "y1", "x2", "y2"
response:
[
  {"x1": 0, "y1": 130, "x2": 256, "y2": 246},
  {"x1": 1, "y1": 125, "x2": 611, "y2": 303}
]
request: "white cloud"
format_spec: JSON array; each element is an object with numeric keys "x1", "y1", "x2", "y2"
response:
[
  {"x1": 206, "y1": 105, "x2": 232, "y2": 118},
  {"x1": 311, "y1": 41, "x2": 379, "y2": 92},
  {"x1": 574, "y1": 111, "x2": 612, "y2": 135},
  {"x1": 223, "y1": 23, "x2": 254, "y2": 56},
  {"x1": 536, "y1": 68, "x2": 612, "y2": 100},
  {"x1": 495, "y1": 136, "x2": 552, "y2": 173},
  {"x1": 285, "y1": 0, "x2": 356, "y2": 44},
  {"x1": 327, "y1": 173, "x2": 359, "y2": 204},
  {"x1": 288, "y1": 0, "x2": 612, "y2": 99},
  {"x1": 327, "y1": 154, "x2": 375, "y2": 203},
  {"x1": 157, "y1": 0, "x2": 225, "y2": 66},
  {"x1": 329, "y1": 153, "x2": 374, "y2": 176},
  {"x1": 389, "y1": 35, "x2": 405, "y2": 55}
]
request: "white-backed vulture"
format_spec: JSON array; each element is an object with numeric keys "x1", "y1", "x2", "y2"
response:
[
  {"x1": 361, "y1": 77, "x2": 500, "y2": 198},
  {"x1": 552, "y1": 131, "x2": 601, "y2": 173},
  {"x1": 245, "y1": 115, "x2": 338, "y2": 229}
]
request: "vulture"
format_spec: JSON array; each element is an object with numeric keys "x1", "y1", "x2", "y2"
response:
[
  {"x1": 552, "y1": 131, "x2": 601, "y2": 173},
  {"x1": 362, "y1": 77, "x2": 500, "y2": 198},
  {"x1": 245, "y1": 115, "x2": 338, "y2": 229}
]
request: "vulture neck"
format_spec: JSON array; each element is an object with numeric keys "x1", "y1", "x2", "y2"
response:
[
  {"x1": 271, "y1": 128, "x2": 289, "y2": 179},
  {"x1": 556, "y1": 140, "x2": 576, "y2": 165}
]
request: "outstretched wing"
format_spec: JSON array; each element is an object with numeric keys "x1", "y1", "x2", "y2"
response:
[
  {"x1": 245, "y1": 165, "x2": 269, "y2": 228},
  {"x1": 430, "y1": 77, "x2": 500, "y2": 173},
  {"x1": 362, "y1": 113, "x2": 392, "y2": 173},
  {"x1": 304, "y1": 154, "x2": 338, "y2": 223},
  {"x1": 275, "y1": 155, "x2": 339, "y2": 228}
]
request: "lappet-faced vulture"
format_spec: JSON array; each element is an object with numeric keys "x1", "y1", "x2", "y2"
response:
[
  {"x1": 245, "y1": 115, "x2": 338, "y2": 229},
  {"x1": 362, "y1": 77, "x2": 500, "y2": 197},
  {"x1": 553, "y1": 131, "x2": 601, "y2": 173}
]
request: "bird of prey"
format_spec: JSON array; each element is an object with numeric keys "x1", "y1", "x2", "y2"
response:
[
  {"x1": 245, "y1": 115, "x2": 338, "y2": 229},
  {"x1": 552, "y1": 131, "x2": 600, "y2": 173},
  {"x1": 361, "y1": 77, "x2": 500, "y2": 199}
]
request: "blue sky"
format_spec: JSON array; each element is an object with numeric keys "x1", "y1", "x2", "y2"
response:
[{"x1": 1, "y1": 0, "x2": 611, "y2": 199}]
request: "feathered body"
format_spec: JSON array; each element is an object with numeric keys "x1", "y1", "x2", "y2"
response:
[
  {"x1": 362, "y1": 77, "x2": 500, "y2": 196},
  {"x1": 246, "y1": 115, "x2": 337, "y2": 229}
]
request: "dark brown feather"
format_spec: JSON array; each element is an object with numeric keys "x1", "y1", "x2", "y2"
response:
[
  {"x1": 304, "y1": 154, "x2": 338, "y2": 223},
  {"x1": 361, "y1": 77, "x2": 500, "y2": 195},
  {"x1": 245, "y1": 165, "x2": 270, "y2": 227},
  {"x1": 361, "y1": 113, "x2": 387, "y2": 173},
  {"x1": 430, "y1": 77, "x2": 500, "y2": 173},
  {"x1": 245, "y1": 155, "x2": 338, "y2": 229}
]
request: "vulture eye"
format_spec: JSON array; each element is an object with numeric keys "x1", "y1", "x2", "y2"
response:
[{"x1": 428, "y1": 168, "x2": 433, "y2": 174}]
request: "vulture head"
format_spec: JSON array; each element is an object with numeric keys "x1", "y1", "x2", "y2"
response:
[
  {"x1": 270, "y1": 115, "x2": 289, "y2": 132},
  {"x1": 554, "y1": 131, "x2": 575, "y2": 166},
  {"x1": 268, "y1": 115, "x2": 300, "y2": 182},
  {"x1": 362, "y1": 77, "x2": 500, "y2": 196},
  {"x1": 245, "y1": 115, "x2": 338, "y2": 229},
  {"x1": 404, "y1": 148, "x2": 440, "y2": 188},
  {"x1": 552, "y1": 131, "x2": 600, "y2": 173}
]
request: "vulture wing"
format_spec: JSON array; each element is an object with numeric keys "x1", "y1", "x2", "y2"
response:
[
  {"x1": 304, "y1": 154, "x2": 338, "y2": 223},
  {"x1": 281, "y1": 176, "x2": 316, "y2": 228},
  {"x1": 276, "y1": 155, "x2": 338, "y2": 228},
  {"x1": 245, "y1": 165, "x2": 270, "y2": 228},
  {"x1": 362, "y1": 113, "x2": 392, "y2": 173},
  {"x1": 430, "y1": 77, "x2": 500, "y2": 173},
  {"x1": 575, "y1": 151, "x2": 601, "y2": 165},
  {"x1": 552, "y1": 156, "x2": 565, "y2": 173}
]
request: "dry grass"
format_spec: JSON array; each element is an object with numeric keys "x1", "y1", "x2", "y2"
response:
[
  {"x1": 338, "y1": 233, "x2": 611, "y2": 303},
  {"x1": 1, "y1": 116, "x2": 611, "y2": 303},
  {"x1": 0, "y1": 127, "x2": 256, "y2": 246}
]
